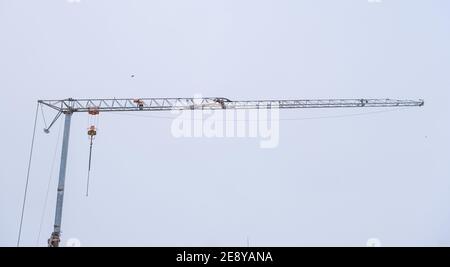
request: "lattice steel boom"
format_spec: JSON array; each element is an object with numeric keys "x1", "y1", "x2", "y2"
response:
[
  {"x1": 39, "y1": 97, "x2": 424, "y2": 114},
  {"x1": 38, "y1": 96, "x2": 423, "y2": 247}
]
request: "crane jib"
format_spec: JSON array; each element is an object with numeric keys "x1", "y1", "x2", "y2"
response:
[{"x1": 38, "y1": 98, "x2": 424, "y2": 114}]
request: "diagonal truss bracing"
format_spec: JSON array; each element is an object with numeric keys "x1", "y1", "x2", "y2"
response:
[{"x1": 39, "y1": 97, "x2": 424, "y2": 113}]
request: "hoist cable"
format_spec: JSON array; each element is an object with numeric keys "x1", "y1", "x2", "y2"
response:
[
  {"x1": 40, "y1": 102, "x2": 48, "y2": 129},
  {"x1": 107, "y1": 108, "x2": 408, "y2": 121},
  {"x1": 86, "y1": 137, "x2": 94, "y2": 197},
  {"x1": 17, "y1": 102, "x2": 39, "y2": 247}
]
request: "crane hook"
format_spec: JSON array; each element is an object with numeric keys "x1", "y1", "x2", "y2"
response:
[
  {"x1": 86, "y1": 107, "x2": 99, "y2": 197},
  {"x1": 86, "y1": 125, "x2": 96, "y2": 197}
]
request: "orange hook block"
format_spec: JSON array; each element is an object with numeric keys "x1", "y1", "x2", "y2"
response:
[{"x1": 87, "y1": 125, "x2": 97, "y2": 136}]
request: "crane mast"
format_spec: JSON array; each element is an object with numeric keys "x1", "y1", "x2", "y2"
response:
[{"x1": 38, "y1": 97, "x2": 424, "y2": 247}]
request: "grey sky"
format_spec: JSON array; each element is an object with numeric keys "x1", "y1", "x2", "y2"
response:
[{"x1": 1, "y1": 0, "x2": 449, "y2": 246}]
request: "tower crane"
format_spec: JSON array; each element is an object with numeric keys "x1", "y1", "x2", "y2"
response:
[{"x1": 35, "y1": 97, "x2": 424, "y2": 247}]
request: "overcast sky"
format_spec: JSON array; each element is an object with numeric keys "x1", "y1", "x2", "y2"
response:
[{"x1": 1, "y1": 0, "x2": 450, "y2": 246}]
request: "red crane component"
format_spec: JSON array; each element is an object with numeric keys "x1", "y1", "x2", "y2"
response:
[
  {"x1": 88, "y1": 107, "x2": 100, "y2": 115},
  {"x1": 87, "y1": 125, "x2": 97, "y2": 137},
  {"x1": 133, "y1": 99, "x2": 145, "y2": 110}
]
